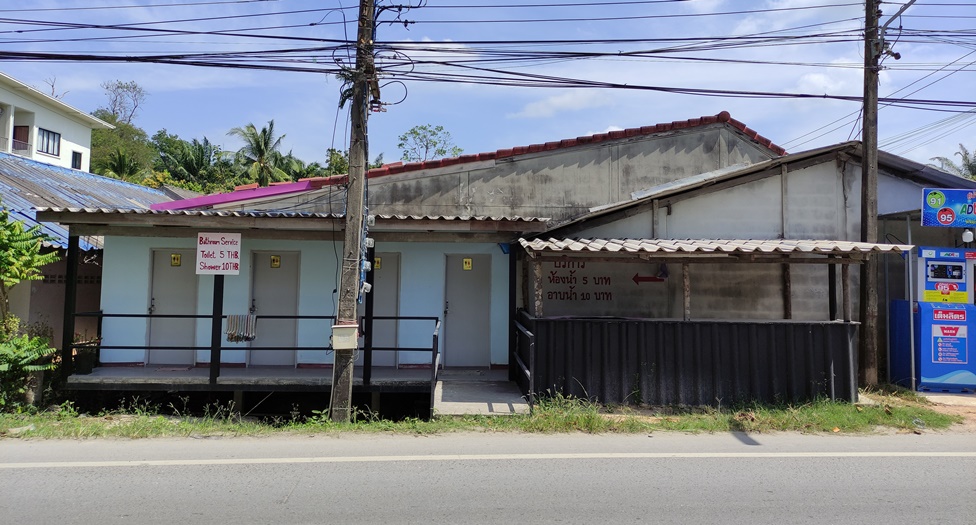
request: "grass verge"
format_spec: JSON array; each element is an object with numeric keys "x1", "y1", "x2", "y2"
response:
[{"x1": 0, "y1": 390, "x2": 962, "y2": 439}]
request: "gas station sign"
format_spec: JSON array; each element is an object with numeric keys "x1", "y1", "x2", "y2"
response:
[{"x1": 921, "y1": 188, "x2": 976, "y2": 228}]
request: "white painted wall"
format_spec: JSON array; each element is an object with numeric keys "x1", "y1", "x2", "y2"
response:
[
  {"x1": 0, "y1": 84, "x2": 97, "y2": 170},
  {"x1": 553, "y1": 159, "x2": 876, "y2": 321},
  {"x1": 98, "y1": 236, "x2": 510, "y2": 367}
]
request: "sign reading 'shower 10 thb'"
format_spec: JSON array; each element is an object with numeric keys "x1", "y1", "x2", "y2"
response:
[{"x1": 196, "y1": 232, "x2": 242, "y2": 275}]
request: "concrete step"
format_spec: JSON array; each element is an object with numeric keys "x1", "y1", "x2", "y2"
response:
[{"x1": 433, "y1": 380, "x2": 529, "y2": 416}]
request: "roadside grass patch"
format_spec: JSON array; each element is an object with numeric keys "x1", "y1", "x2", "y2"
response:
[{"x1": 0, "y1": 389, "x2": 962, "y2": 439}]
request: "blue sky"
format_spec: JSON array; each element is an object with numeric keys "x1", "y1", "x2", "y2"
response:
[{"x1": 2, "y1": 0, "x2": 974, "y2": 168}]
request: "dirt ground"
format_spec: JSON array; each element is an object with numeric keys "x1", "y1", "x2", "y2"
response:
[{"x1": 919, "y1": 394, "x2": 976, "y2": 433}]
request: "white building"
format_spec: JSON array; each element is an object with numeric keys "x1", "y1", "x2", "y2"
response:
[{"x1": 0, "y1": 71, "x2": 112, "y2": 172}]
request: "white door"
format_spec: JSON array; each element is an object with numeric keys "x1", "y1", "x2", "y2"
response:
[
  {"x1": 444, "y1": 254, "x2": 491, "y2": 367},
  {"x1": 249, "y1": 252, "x2": 299, "y2": 366},
  {"x1": 148, "y1": 250, "x2": 197, "y2": 365}
]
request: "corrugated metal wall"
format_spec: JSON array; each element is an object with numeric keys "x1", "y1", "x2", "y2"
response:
[{"x1": 516, "y1": 312, "x2": 857, "y2": 405}]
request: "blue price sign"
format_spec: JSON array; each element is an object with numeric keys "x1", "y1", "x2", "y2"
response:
[{"x1": 922, "y1": 188, "x2": 976, "y2": 228}]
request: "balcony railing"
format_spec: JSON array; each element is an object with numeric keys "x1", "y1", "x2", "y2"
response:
[{"x1": 0, "y1": 136, "x2": 32, "y2": 156}]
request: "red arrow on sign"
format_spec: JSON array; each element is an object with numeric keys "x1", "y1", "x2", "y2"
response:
[{"x1": 633, "y1": 273, "x2": 664, "y2": 285}]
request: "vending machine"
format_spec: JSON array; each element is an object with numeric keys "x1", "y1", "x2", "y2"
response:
[
  {"x1": 891, "y1": 247, "x2": 976, "y2": 392},
  {"x1": 917, "y1": 247, "x2": 972, "y2": 303}
]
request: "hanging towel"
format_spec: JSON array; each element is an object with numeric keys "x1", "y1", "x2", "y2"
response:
[{"x1": 226, "y1": 314, "x2": 258, "y2": 342}]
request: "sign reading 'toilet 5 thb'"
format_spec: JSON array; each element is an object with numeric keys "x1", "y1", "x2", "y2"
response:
[{"x1": 196, "y1": 232, "x2": 241, "y2": 275}]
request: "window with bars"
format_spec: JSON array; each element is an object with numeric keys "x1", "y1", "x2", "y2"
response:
[{"x1": 37, "y1": 128, "x2": 61, "y2": 156}]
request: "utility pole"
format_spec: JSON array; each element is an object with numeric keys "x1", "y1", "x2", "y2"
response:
[
  {"x1": 859, "y1": 0, "x2": 881, "y2": 386},
  {"x1": 330, "y1": 0, "x2": 375, "y2": 422},
  {"x1": 860, "y1": 0, "x2": 916, "y2": 386}
]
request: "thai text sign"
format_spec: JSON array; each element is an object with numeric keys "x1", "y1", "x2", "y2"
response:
[
  {"x1": 196, "y1": 232, "x2": 241, "y2": 275},
  {"x1": 921, "y1": 188, "x2": 976, "y2": 228}
]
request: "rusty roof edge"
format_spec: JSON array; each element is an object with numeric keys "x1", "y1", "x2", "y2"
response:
[{"x1": 518, "y1": 238, "x2": 914, "y2": 255}]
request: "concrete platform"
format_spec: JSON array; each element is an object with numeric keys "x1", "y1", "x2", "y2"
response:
[
  {"x1": 433, "y1": 379, "x2": 529, "y2": 416},
  {"x1": 920, "y1": 391, "x2": 976, "y2": 407}
]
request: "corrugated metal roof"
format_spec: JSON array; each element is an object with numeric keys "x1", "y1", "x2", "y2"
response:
[
  {"x1": 520, "y1": 238, "x2": 913, "y2": 256},
  {"x1": 36, "y1": 207, "x2": 549, "y2": 223},
  {"x1": 0, "y1": 152, "x2": 172, "y2": 250},
  {"x1": 36, "y1": 207, "x2": 342, "y2": 219},
  {"x1": 374, "y1": 214, "x2": 547, "y2": 223}
]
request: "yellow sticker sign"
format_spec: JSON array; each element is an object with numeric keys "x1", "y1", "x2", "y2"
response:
[
  {"x1": 463, "y1": 257, "x2": 473, "y2": 271},
  {"x1": 923, "y1": 290, "x2": 968, "y2": 303},
  {"x1": 270, "y1": 255, "x2": 281, "y2": 268},
  {"x1": 171, "y1": 253, "x2": 182, "y2": 267},
  {"x1": 374, "y1": 257, "x2": 382, "y2": 270}
]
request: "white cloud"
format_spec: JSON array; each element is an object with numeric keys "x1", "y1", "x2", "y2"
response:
[{"x1": 507, "y1": 90, "x2": 614, "y2": 119}]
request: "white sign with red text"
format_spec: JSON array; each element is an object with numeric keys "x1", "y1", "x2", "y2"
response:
[{"x1": 196, "y1": 232, "x2": 241, "y2": 275}]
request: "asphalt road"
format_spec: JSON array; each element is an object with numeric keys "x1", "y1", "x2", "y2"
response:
[{"x1": 2, "y1": 432, "x2": 975, "y2": 524}]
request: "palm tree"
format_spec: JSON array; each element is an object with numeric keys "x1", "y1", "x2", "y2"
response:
[
  {"x1": 160, "y1": 137, "x2": 223, "y2": 185},
  {"x1": 931, "y1": 144, "x2": 976, "y2": 180},
  {"x1": 104, "y1": 147, "x2": 144, "y2": 182},
  {"x1": 281, "y1": 152, "x2": 327, "y2": 181},
  {"x1": 227, "y1": 121, "x2": 289, "y2": 187}
]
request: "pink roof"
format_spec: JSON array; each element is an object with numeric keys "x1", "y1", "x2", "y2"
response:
[{"x1": 155, "y1": 111, "x2": 784, "y2": 211}]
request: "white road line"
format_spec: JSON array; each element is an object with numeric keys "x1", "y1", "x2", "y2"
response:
[{"x1": 2, "y1": 451, "x2": 975, "y2": 469}]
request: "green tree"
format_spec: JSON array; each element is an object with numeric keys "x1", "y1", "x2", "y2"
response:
[
  {"x1": 103, "y1": 147, "x2": 145, "y2": 182},
  {"x1": 931, "y1": 144, "x2": 976, "y2": 180},
  {"x1": 227, "y1": 121, "x2": 289, "y2": 187},
  {"x1": 325, "y1": 148, "x2": 350, "y2": 175},
  {"x1": 0, "y1": 199, "x2": 59, "y2": 325},
  {"x1": 397, "y1": 124, "x2": 463, "y2": 162},
  {"x1": 280, "y1": 153, "x2": 326, "y2": 181},
  {"x1": 90, "y1": 109, "x2": 155, "y2": 176},
  {"x1": 154, "y1": 131, "x2": 230, "y2": 189}
]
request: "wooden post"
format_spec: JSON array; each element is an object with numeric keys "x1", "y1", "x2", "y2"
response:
[
  {"x1": 782, "y1": 263, "x2": 793, "y2": 320},
  {"x1": 60, "y1": 235, "x2": 80, "y2": 381},
  {"x1": 828, "y1": 258, "x2": 838, "y2": 320},
  {"x1": 842, "y1": 264, "x2": 852, "y2": 322},
  {"x1": 532, "y1": 258, "x2": 544, "y2": 317},
  {"x1": 508, "y1": 243, "x2": 517, "y2": 382},
  {"x1": 682, "y1": 263, "x2": 691, "y2": 321}
]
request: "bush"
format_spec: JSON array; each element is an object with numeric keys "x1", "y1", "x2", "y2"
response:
[{"x1": 0, "y1": 332, "x2": 56, "y2": 410}]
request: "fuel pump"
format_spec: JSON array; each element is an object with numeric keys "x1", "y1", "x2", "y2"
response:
[{"x1": 892, "y1": 247, "x2": 976, "y2": 392}]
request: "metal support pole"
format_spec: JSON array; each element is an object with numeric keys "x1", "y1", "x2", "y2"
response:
[
  {"x1": 209, "y1": 274, "x2": 224, "y2": 384},
  {"x1": 906, "y1": 215, "x2": 916, "y2": 391},
  {"x1": 363, "y1": 246, "x2": 375, "y2": 386}
]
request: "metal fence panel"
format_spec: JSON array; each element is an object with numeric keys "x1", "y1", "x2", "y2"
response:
[{"x1": 515, "y1": 312, "x2": 857, "y2": 406}]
